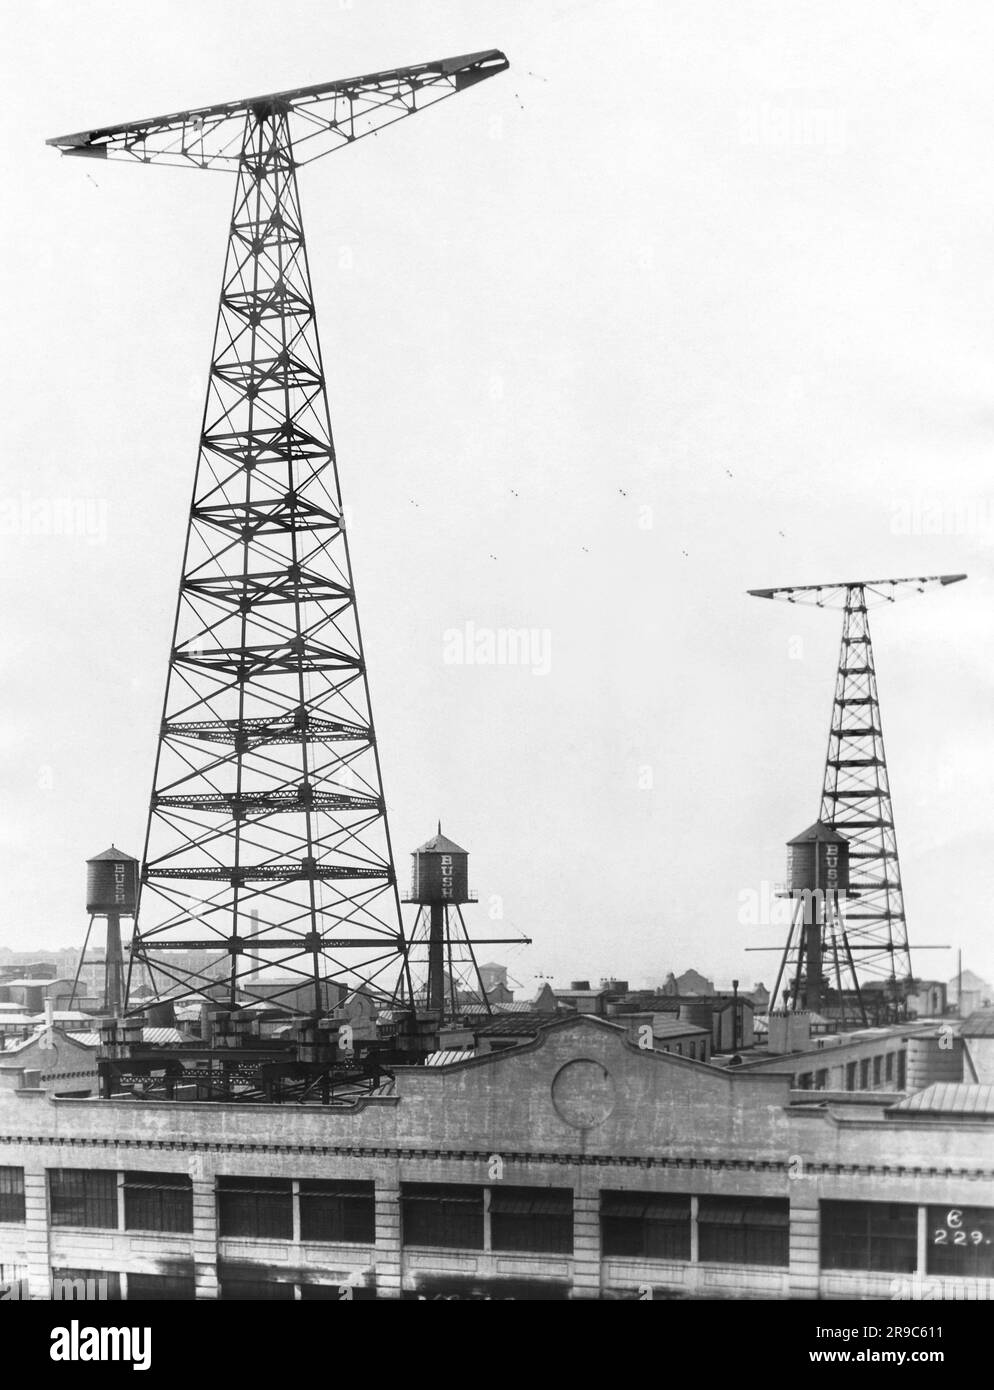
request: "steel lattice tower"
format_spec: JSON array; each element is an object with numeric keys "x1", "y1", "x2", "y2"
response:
[
  {"x1": 49, "y1": 52, "x2": 509, "y2": 1020},
  {"x1": 750, "y1": 573, "x2": 965, "y2": 1012}
]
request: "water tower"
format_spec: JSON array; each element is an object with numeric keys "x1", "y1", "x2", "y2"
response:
[
  {"x1": 402, "y1": 826, "x2": 526, "y2": 1020},
  {"x1": 773, "y1": 821, "x2": 858, "y2": 1019},
  {"x1": 72, "y1": 847, "x2": 139, "y2": 1016}
]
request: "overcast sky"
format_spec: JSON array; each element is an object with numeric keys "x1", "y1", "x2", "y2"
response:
[{"x1": 1, "y1": 0, "x2": 992, "y2": 997}]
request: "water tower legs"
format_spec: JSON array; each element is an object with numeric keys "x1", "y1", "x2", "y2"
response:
[
  {"x1": 803, "y1": 897, "x2": 823, "y2": 1014},
  {"x1": 104, "y1": 911, "x2": 125, "y2": 1017},
  {"x1": 427, "y1": 904, "x2": 445, "y2": 1015}
]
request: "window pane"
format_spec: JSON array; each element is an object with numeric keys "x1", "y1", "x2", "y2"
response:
[
  {"x1": 698, "y1": 1197, "x2": 788, "y2": 1267},
  {"x1": 602, "y1": 1193, "x2": 690, "y2": 1221},
  {"x1": 401, "y1": 1184, "x2": 483, "y2": 1250},
  {"x1": 123, "y1": 1172, "x2": 193, "y2": 1234},
  {"x1": 927, "y1": 1206, "x2": 994, "y2": 1279},
  {"x1": 601, "y1": 1192, "x2": 691, "y2": 1260},
  {"x1": 301, "y1": 1282, "x2": 377, "y2": 1300},
  {"x1": 217, "y1": 1177, "x2": 292, "y2": 1240},
  {"x1": 127, "y1": 1271, "x2": 196, "y2": 1300},
  {"x1": 49, "y1": 1170, "x2": 117, "y2": 1229},
  {"x1": 0, "y1": 1168, "x2": 25, "y2": 1223},
  {"x1": 821, "y1": 1200, "x2": 917, "y2": 1273},
  {"x1": 220, "y1": 1276, "x2": 295, "y2": 1300},
  {"x1": 299, "y1": 1181, "x2": 374, "y2": 1244},
  {"x1": 491, "y1": 1187, "x2": 573, "y2": 1254}
]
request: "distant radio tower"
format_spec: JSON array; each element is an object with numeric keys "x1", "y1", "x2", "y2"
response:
[{"x1": 750, "y1": 573, "x2": 966, "y2": 1010}]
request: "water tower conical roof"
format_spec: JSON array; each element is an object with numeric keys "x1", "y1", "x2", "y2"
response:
[
  {"x1": 414, "y1": 830, "x2": 467, "y2": 855},
  {"x1": 87, "y1": 844, "x2": 140, "y2": 862},
  {"x1": 787, "y1": 820, "x2": 848, "y2": 846}
]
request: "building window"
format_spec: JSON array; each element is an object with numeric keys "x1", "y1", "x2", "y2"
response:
[
  {"x1": 49, "y1": 1170, "x2": 117, "y2": 1229},
  {"x1": 123, "y1": 1172, "x2": 193, "y2": 1234},
  {"x1": 885, "y1": 1053, "x2": 894, "y2": 1083},
  {"x1": 872, "y1": 1056, "x2": 882, "y2": 1087},
  {"x1": 927, "y1": 1206, "x2": 994, "y2": 1279},
  {"x1": 216, "y1": 1177, "x2": 292, "y2": 1240},
  {"x1": 51, "y1": 1268, "x2": 122, "y2": 1300},
  {"x1": 127, "y1": 1271, "x2": 196, "y2": 1300},
  {"x1": 859, "y1": 1059, "x2": 870, "y2": 1089},
  {"x1": 601, "y1": 1192, "x2": 691, "y2": 1260},
  {"x1": 797, "y1": 1073, "x2": 812, "y2": 1090},
  {"x1": 820, "y1": 1200, "x2": 917, "y2": 1273},
  {"x1": 814, "y1": 1069, "x2": 828, "y2": 1091},
  {"x1": 845, "y1": 1062, "x2": 857, "y2": 1091},
  {"x1": 897, "y1": 1052, "x2": 907, "y2": 1089},
  {"x1": 401, "y1": 1183, "x2": 483, "y2": 1250},
  {"x1": 490, "y1": 1187, "x2": 573, "y2": 1254},
  {"x1": 299, "y1": 1180, "x2": 374, "y2": 1244},
  {"x1": 697, "y1": 1197, "x2": 789, "y2": 1267},
  {"x1": 0, "y1": 1168, "x2": 25, "y2": 1223},
  {"x1": 219, "y1": 1274, "x2": 295, "y2": 1300},
  {"x1": 301, "y1": 1282, "x2": 377, "y2": 1300}
]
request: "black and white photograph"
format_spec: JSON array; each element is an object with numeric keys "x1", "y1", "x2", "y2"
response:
[{"x1": 0, "y1": 0, "x2": 991, "y2": 1359}]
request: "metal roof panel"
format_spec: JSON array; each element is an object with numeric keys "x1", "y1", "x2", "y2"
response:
[{"x1": 890, "y1": 1083, "x2": 994, "y2": 1116}]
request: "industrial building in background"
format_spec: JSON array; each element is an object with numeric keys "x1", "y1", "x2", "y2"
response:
[{"x1": 749, "y1": 574, "x2": 966, "y2": 1023}]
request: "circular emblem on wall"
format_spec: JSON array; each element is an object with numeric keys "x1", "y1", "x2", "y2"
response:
[{"x1": 551, "y1": 1058, "x2": 616, "y2": 1129}]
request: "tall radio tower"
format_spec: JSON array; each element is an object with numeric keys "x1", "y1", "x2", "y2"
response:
[
  {"x1": 49, "y1": 52, "x2": 509, "y2": 1019},
  {"x1": 750, "y1": 573, "x2": 965, "y2": 1012}
]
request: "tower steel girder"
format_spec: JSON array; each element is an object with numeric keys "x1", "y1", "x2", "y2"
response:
[
  {"x1": 49, "y1": 53, "x2": 510, "y2": 1020},
  {"x1": 47, "y1": 52, "x2": 509, "y2": 171},
  {"x1": 819, "y1": 590, "x2": 908, "y2": 984},
  {"x1": 135, "y1": 109, "x2": 408, "y2": 1017}
]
